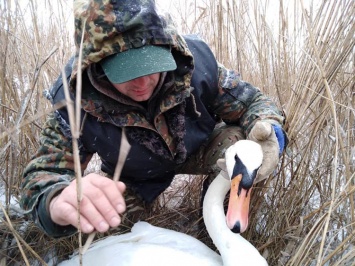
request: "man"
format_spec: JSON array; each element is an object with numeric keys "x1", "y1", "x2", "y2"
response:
[{"x1": 20, "y1": 0, "x2": 287, "y2": 238}]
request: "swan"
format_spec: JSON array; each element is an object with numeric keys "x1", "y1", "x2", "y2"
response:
[{"x1": 58, "y1": 140, "x2": 268, "y2": 266}]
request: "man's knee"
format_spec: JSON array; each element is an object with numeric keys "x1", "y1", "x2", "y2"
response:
[{"x1": 201, "y1": 124, "x2": 245, "y2": 171}]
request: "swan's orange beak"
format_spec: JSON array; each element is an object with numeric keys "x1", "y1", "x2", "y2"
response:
[{"x1": 226, "y1": 174, "x2": 251, "y2": 233}]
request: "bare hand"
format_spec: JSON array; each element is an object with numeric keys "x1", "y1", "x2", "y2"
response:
[{"x1": 49, "y1": 173, "x2": 126, "y2": 234}]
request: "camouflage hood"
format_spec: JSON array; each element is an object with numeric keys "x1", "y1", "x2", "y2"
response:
[{"x1": 71, "y1": 0, "x2": 194, "y2": 89}]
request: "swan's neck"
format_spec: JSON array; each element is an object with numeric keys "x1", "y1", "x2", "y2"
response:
[
  {"x1": 203, "y1": 172, "x2": 267, "y2": 266},
  {"x1": 203, "y1": 172, "x2": 233, "y2": 260}
]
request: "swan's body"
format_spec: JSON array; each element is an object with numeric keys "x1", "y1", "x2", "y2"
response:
[
  {"x1": 58, "y1": 140, "x2": 267, "y2": 266},
  {"x1": 59, "y1": 221, "x2": 222, "y2": 266}
]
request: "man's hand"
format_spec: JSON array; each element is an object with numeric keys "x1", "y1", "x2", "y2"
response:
[
  {"x1": 248, "y1": 121, "x2": 284, "y2": 183},
  {"x1": 49, "y1": 173, "x2": 126, "y2": 234}
]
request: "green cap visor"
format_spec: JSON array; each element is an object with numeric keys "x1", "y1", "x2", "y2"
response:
[{"x1": 100, "y1": 46, "x2": 177, "y2": 84}]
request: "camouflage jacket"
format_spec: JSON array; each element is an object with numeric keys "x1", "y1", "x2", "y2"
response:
[{"x1": 20, "y1": 0, "x2": 286, "y2": 237}]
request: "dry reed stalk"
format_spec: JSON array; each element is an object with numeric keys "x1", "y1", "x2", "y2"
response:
[
  {"x1": 61, "y1": 15, "x2": 87, "y2": 264},
  {"x1": 61, "y1": 69, "x2": 85, "y2": 263},
  {"x1": 0, "y1": 202, "x2": 29, "y2": 266},
  {"x1": 299, "y1": 0, "x2": 340, "y2": 263},
  {"x1": 1, "y1": 0, "x2": 73, "y2": 264}
]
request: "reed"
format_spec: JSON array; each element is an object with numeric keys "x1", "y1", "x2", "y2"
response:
[{"x1": 0, "y1": 0, "x2": 354, "y2": 265}]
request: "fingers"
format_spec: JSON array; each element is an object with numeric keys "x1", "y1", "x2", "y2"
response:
[
  {"x1": 90, "y1": 176, "x2": 126, "y2": 215},
  {"x1": 50, "y1": 194, "x2": 95, "y2": 233},
  {"x1": 80, "y1": 182, "x2": 124, "y2": 232},
  {"x1": 49, "y1": 174, "x2": 127, "y2": 234}
]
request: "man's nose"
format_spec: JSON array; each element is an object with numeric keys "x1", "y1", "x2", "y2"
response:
[{"x1": 131, "y1": 76, "x2": 149, "y2": 87}]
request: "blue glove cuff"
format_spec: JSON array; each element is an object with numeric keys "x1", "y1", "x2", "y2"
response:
[{"x1": 272, "y1": 124, "x2": 285, "y2": 156}]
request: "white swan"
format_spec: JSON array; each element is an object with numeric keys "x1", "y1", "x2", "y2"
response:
[{"x1": 58, "y1": 140, "x2": 268, "y2": 266}]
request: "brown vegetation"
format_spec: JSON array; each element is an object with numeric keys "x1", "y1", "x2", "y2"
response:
[{"x1": 0, "y1": 0, "x2": 354, "y2": 265}]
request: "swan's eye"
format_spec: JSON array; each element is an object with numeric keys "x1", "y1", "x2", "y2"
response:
[{"x1": 234, "y1": 154, "x2": 238, "y2": 160}]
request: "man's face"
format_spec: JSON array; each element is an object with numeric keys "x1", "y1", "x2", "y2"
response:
[{"x1": 111, "y1": 73, "x2": 161, "y2": 102}]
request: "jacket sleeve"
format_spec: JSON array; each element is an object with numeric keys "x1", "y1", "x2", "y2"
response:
[
  {"x1": 20, "y1": 112, "x2": 93, "y2": 238},
  {"x1": 212, "y1": 63, "x2": 286, "y2": 135}
]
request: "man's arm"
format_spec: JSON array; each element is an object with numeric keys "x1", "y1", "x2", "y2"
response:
[
  {"x1": 212, "y1": 64, "x2": 286, "y2": 135},
  {"x1": 20, "y1": 113, "x2": 126, "y2": 237},
  {"x1": 212, "y1": 64, "x2": 288, "y2": 181}
]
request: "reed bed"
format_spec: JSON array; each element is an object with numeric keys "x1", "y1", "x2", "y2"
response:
[{"x1": 0, "y1": 0, "x2": 354, "y2": 265}]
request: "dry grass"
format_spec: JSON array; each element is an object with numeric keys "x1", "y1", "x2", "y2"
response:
[{"x1": 1, "y1": 0, "x2": 354, "y2": 265}]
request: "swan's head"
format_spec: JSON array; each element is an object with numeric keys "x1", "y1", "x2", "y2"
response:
[{"x1": 224, "y1": 140, "x2": 263, "y2": 233}]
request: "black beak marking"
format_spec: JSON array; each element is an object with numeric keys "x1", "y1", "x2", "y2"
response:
[
  {"x1": 231, "y1": 221, "x2": 241, "y2": 233},
  {"x1": 233, "y1": 155, "x2": 260, "y2": 194}
]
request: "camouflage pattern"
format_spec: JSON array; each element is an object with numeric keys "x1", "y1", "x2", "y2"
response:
[
  {"x1": 20, "y1": 0, "x2": 286, "y2": 237},
  {"x1": 214, "y1": 65, "x2": 284, "y2": 135},
  {"x1": 20, "y1": 113, "x2": 93, "y2": 211}
]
